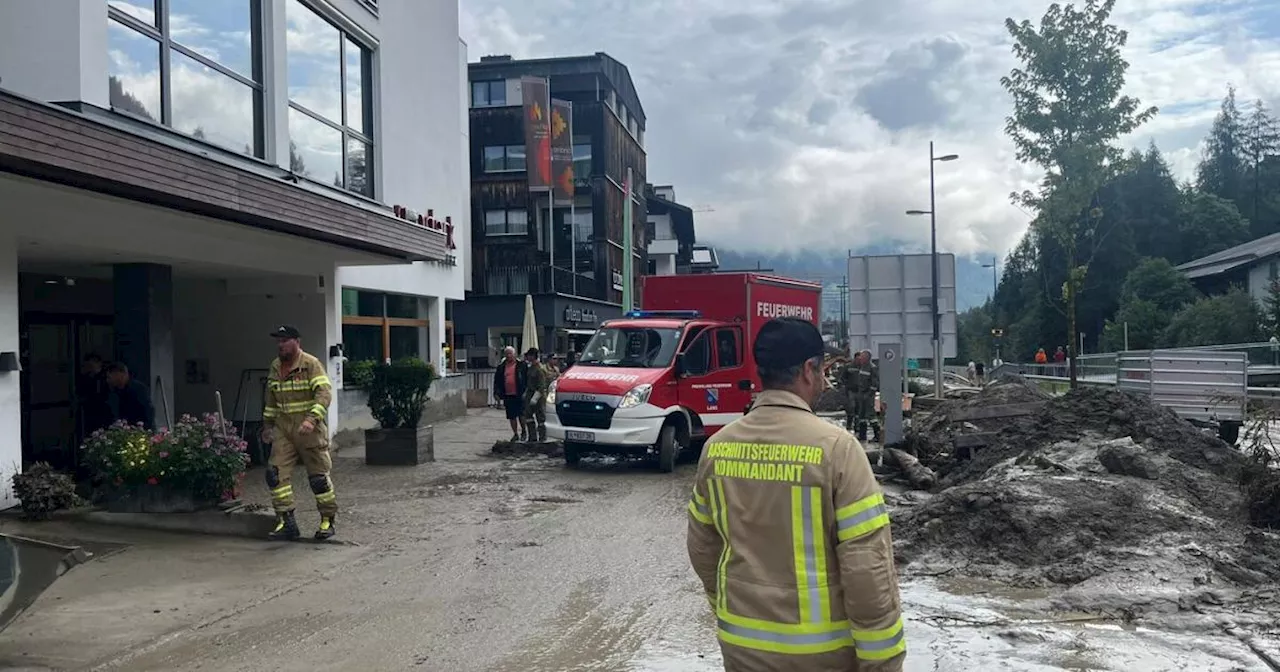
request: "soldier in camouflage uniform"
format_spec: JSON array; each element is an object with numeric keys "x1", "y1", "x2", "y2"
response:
[
  {"x1": 841, "y1": 350, "x2": 879, "y2": 442},
  {"x1": 522, "y1": 348, "x2": 549, "y2": 442}
]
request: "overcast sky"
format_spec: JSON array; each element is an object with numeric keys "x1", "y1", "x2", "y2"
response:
[{"x1": 460, "y1": 0, "x2": 1280, "y2": 260}]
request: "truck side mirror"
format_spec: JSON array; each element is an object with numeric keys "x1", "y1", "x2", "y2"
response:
[
  {"x1": 674, "y1": 353, "x2": 686, "y2": 377},
  {"x1": 737, "y1": 379, "x2": 752, "y2": 391}
]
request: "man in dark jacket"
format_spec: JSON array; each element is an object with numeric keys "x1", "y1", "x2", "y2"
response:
[
  {"x1": 105, "y1": 362, "x2": 156, "y2": 430},
  {"x1": 492, "y1": 346, "x2": 528, "y2": 441},
  {"x1": 78, "y1": 353, "x2": 112, "y2": 438}
]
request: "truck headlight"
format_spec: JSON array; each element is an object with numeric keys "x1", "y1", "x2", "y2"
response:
[
  {"x1": 546, "y1": 380, "x2": 557, "y2": 406},
  {"x1": 618, "y1": 383, "x2": 653, "y2": 409}
]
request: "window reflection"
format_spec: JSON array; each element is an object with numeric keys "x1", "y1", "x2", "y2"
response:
[
  {"x1": 107, "y1": 20, "x2": 162, "y2": 122},
  {"x1": 286, "y1": 0, "x2": 341, "y2": 121},
  {"x1": 169, "y1": 0, "x2": 256, "y2": 79},
  {"x1": 345, "y1": 37, "x2": 364, "y2": 133},
  {"x1": 171, "y1": 49, "x2": 256, "y2": 156},
  {"x1": 346, "y1": 138, "x2": 371, "y2": 197},
  {"x1": 288, "y1": 107, "x2": 342, "y2": 185},
  {"x1": 108, "y1": 0, "x2": 157, "y2": 27}
]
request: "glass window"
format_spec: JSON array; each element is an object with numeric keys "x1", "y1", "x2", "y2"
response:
[
  {"x1": 169, "y1": 0, "x2": 256, "y2": 79},
  {"x1": 286, "y1": 0, "x2": 374, "y2": 196},
  {"x1": 342, "y1": 324, "x2": 382, "y2": 363},
  {"x1": 389, "y1": 326, "x2": 421, "y2": 361},
  {"x1": 571, "y1": 209, "x2": 593, "y2": 243},
  {"x1": 715, "y1": 329, "x2": 740, "y2": 368},
  {"x1": 471, "y1": 80, "x2": 505, "y2": 107},
  {"x1": 106, "y1": 1, "x2": 262, "y2": 154},
  {"x1": 482, "y1": 145, "x2": 526, "y2": 172},
  {"x1": 107, "y1": 20, "x2": 162, "y2": 123},
  {"x1": 572, "y1": 142, "x2": 592, "y2": 178},
  {"x1": 484, "y1": 210, "x2": 528, "y2": 236},
  {"x1": 344, "y1": 37, "x2": 365, "y2": 134},
  {"x1": 355, "y1": 290, "x2": 384, "y2": 317},
  {"x1": 346, "y1": 137, "x2": 371, "y2": 197},
  {"x1": 341, "y1": 288, "x2": 359, "y2": 316},
  {"x1": 579, "y1": 327, "x2": 681, "y2": 368},
  {"x1": 385, "y1": 294, "x2": 418, "y2": 319},
  {"x1": 682, "y1": 332, "x2": 711, "y2": 376},
  {"x1": 483, "y1": 146, "x2": 506, "y2": 172},
  {"x1": 288, "y1": 107, "x2": 342, "y2": 184},
  {"x1": 506, "y1": 145, "x2": 526, "y2": 171},
  {"x1": 108, "y1": 1, "x2": 157, "y2": 27},
  {"x1": 170, "y1": 49, "x2": 256, "y2": 156}
]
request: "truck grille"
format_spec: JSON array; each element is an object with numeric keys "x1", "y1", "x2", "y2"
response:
[{"x1": 556, "y1": 400, "x2": 615, "y2": 429}]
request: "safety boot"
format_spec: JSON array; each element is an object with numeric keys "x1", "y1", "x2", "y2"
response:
[
  {"x1": 314, "y1": 515, "x2": 336, "y2": 541},
  {"x1": 855, "y1": 421, "x2": 868, "y2": 442},
  {"x1": 537, "y1": 425, "x2": 547, "y2": 442},
  {"x1": 268, "y1": 510, "x2": 300, "y2": 541}
]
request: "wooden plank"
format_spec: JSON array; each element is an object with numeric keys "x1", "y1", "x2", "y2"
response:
[
  {"x1": 949, "y1": 401, "x2": 1046, "y2": 423},
  {"x1": 953, "y1": 433, "x2": 997, "y2": 449}
]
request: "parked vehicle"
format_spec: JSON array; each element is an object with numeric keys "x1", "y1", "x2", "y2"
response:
[{"x1": 544, "y1": 273, "x2": 822, "y2": 470}]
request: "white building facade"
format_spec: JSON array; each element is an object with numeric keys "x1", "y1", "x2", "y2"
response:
[{"x1": 0, "y1": 0, "x2": 469, "y2": 507}]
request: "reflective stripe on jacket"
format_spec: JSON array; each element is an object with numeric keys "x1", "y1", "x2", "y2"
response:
[
  {"x1": 687, "y1": 389, "x2": 905, "y2": 671},
  {"x1": 263, "y1": 351, "x2": 332, "y2": 436}
]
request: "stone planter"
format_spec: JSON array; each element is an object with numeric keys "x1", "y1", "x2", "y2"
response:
[
  {"x1": 104, "y1": 484, "x2": 213, "y2": 513},
  {"x1": 365, "y1": 425, "x2": 434, "y2": 466}
]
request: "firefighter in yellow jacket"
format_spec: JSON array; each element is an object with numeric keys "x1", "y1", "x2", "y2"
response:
[
  {"x1": 263, "y1": 326, "x2": 337, "y2": 541},
  {"x1": 687, "y1": 317, "x2": 905, "y2": 671}
]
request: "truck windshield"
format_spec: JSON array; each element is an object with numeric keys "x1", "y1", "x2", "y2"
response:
[{"x1": 578, "y1": 327, "x2": 681, "y2": 368}]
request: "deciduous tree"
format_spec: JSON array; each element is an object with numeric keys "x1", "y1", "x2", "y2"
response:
[{"x1": 1002, "y1": 0, "x2": 1157, "y2": 386}]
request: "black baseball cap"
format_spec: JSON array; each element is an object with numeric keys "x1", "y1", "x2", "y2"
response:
[
  {"x1": 270, "y1": 325, "x2": 301, "y2": 339},
  {"x1": 754, "y1": 317, "x2": 825, "y2": 370}
]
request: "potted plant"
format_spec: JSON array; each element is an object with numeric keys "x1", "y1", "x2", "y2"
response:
[
  {"x1": 82, "y1": 415, "x2": 249, "y2": 513},
  {"x1": 11, "y1": 462, "x2": 80, "y2": 520},
  {"x1": 364, "y1": 358, "x2": 438, "y2": 465}
]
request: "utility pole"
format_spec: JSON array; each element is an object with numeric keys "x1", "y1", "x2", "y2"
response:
[{"x1": 906, "y1": 142, "x2": 959, "y2": 399}]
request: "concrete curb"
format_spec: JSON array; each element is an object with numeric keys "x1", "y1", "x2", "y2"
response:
[{"x1": 77, "y1": 509, "x2": 278, "y2": 539}]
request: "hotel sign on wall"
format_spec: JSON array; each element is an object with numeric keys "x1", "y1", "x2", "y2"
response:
[{"x1": 393, "y1": 205, "x2": 457, "y2": 265}]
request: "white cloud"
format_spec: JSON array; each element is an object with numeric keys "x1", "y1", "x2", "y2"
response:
[{"x1": 459, "y1": 0, "x2": 1280, "y2": 258}]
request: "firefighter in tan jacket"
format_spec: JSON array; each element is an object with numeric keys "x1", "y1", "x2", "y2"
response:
[
  {"x1": 687, "y1": 317, "x2": 905, "y2": 671},
  {"x1": 263, "y1": 326, "x2": 337, "y2": 541}
]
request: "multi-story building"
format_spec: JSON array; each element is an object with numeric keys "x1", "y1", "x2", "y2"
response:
[
  {"x1": 0, "y1": 0, "x2": 470, "y2": 502},
  {"x1": 644, "y1": 184, "x2": 696, "y2": 276},
  {"x1": 454, "y1": 53, "x2": 647, "y2": 365}
]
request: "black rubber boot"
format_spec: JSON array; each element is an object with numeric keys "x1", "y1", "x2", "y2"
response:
[
  {"x1": 314, "y1": 516, "x2": 336, "y2": 541},
  {"x1": 268, "y1": 510, "x2": 300, "y2": 541},
  {"x1": 856, "y1": 421, "x2": 868, "y2": 442}
]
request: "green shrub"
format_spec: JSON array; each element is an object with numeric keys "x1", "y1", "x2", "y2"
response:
[
  {"x1": 345, "y1": 359, "x2": 376, "y2": 388},
  {"x1": 367, "y1": 358, "x2": 438, "y2": 429},
  {"x1": 82, "y1": 416, "x2": 250, "y2": 503},
  {"x1": 12, "y1": 462, "x2": 79, "y2": 519}
]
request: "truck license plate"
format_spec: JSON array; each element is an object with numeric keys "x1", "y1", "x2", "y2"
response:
[{"x1": 566, "y1": 430, "x2": 596, "y2": 442}]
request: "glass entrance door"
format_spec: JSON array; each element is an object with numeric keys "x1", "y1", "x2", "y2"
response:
[{"x1": 20, "y1": 315, "x2": 114, "y2": 471}]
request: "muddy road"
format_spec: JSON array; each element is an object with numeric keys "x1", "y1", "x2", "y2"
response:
[{"x1": 2, "y1": 409, "x2": 1278, "y2": 671}]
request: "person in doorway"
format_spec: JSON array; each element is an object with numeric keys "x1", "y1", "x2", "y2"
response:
[
  {"x1": 104, "y1": 362, "x2": 155, "y2": 431},
  {"x1": 78, "y1": 353, "x2": 112, "y2": 436},
  {"x1": 522, "y1": 348, "x2": 549, "y2": 442},
  {"x1": 492, "y1": 346, "x2": 528, "y2": 441},
  {"x1": 686, "y1": 317, "x2": 906, "y2": 671},
  {"x1": 261, "y1": 325, "x2": 337, "y2": 541}
]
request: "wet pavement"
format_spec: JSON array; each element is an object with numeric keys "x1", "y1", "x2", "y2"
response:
[{"x1": 0, "y1": 408, "x2": 1277, "y2": 671}]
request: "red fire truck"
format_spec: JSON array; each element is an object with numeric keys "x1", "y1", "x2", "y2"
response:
[{"x1": 545, "y1": 273, "x2": 823, "y2": 470}]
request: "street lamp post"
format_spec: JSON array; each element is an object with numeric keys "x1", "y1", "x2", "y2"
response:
[{"x1": 906, "y1": 141, "x2": 959, "y2": 399}]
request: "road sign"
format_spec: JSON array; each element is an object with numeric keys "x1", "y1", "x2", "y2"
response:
[{"x1": 847, "y1": 254, "x2": 958, "y2": 361}]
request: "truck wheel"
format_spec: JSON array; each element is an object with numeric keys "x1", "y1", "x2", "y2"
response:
[
  {"x1": 657, "y1": 425, "x2": 679, "y2": 473},
  {"x1": 564, "y1": 442, "x2": 583, "y2": 468},
  {"x1": 1218, "y1": 421, "x2": 1241, "y2": 445}
]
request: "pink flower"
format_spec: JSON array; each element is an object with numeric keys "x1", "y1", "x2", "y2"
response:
[
  {"x1": 158, "y1": 451, "x2": 169, "y2": 458},
  {"x1": 147, "y1": 477, "x2": 158, "y2": 485}
]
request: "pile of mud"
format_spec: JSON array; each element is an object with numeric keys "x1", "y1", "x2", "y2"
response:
[
  {"x1": 904, "y1": 378, "x2": 1049, "y2": 463},
  {"x1": 894, "y1": 386, "x2": 1280, "y2": 596}
]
